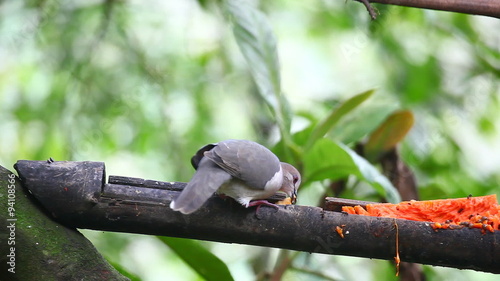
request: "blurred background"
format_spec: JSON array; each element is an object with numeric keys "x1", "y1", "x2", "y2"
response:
[{"x1": 1, "y1": 0, "x2": 499, "y2": 280}]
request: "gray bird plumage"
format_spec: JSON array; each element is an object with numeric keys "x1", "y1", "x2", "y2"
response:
[
  {"x1": 204, "y1": 140, "x2": 281, "y2": 189},
  {"x1": 170, "y1": 139, "x2": 301, "y2": 214},
  {"x1": 170, "y1": 157, "x2": 231, "y2": 214}
]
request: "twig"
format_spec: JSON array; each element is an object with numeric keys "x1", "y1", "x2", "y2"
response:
[
  {"x1": 354, "y1": 0, "x2": 500, "y2": 19},
  {"x1": 270, "y1": 250, "x2": 294, "y2": 281},
  {"x1": 290, "y1": 266, "x2": 339, "y2": 281},
  {"x1": 358, "y1": 0, "x2": 378, "y2": 20}
]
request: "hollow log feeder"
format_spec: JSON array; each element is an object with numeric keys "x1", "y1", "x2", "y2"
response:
[{"x1": 13, "y1": 160, "x2": 500, "y2": 274}]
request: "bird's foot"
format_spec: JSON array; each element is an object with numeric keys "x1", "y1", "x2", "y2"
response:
[
  {"x1": 248, "y1": 199, "x2": 280, "y2": 209},
  {"x1": 248, "y1": 200, "x2": 280, "y2": 219}
]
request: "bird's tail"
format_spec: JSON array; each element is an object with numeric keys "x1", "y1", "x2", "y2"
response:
[{"x1": 170, "y1": 158, "x2": 231, "y2": 214}]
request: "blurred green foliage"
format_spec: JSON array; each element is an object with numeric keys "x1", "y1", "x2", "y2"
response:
[{"x1": 1, "y1": 0, "x2": 499, "y2": 280}]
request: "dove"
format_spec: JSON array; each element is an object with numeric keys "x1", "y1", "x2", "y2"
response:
[{"x1": 170, "y1": 140, "x2": 301, "y2": 214}]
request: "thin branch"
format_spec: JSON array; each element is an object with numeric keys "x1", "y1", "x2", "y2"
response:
[
  {"x1": 270, "y1": 250, "x2": 297, "y2": 281},
  {"x1": 358, "y1": 0, "x2": 378, "y2": 20},
  {"x1": 354, "y1": 0, "x2": 500, "y2": 19},
  {"x1": 290, "y1": 266, "x2": 339, "y2": 281}
]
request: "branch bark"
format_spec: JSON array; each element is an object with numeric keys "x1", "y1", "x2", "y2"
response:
[
  {"x1": 355, "y1": 0, "x2": 500, "y2": 19},
  {"x1": 13, "y1": 160, "x2": 500, "y2": 274},
  {"x1": 0, "y1": 164, "x2": 128, "y2": 280}
]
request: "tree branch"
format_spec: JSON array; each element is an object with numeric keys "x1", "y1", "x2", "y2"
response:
[
  {"x1": 13, "y1": 160, "x2": 500, "y2": 274},
  {"x1": 355, "y1": 0, "x2": 500, "y2": 19}
]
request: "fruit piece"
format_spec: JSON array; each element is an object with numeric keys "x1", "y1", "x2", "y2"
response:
[{"x1": 342, "y1": 195, "x2": 500, "y2": 232}]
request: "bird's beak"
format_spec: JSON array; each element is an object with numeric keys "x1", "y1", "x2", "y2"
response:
[{"x1": 291, "y1": 189, "x2": 297, "y2": 204}]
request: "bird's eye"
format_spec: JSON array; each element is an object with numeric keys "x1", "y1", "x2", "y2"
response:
[{"x1": 293, "y1": 176, "x2": 299, "y2": 184}]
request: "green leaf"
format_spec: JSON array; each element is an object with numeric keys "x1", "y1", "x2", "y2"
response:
[
  {"x1": 338, "y1": 142, "x2": 401, "y2": 203},
  {"x1": 330, "y1": 102, "x2": 398, "y2": 144},
  {"x1": 271, "y1": 137, "x2": 304, "y2": 166},
  {"x1": 304, "y1": 139, "x2": 401, "y2": 203},
  {"x1": 226, "y1": 0, "x2": 293, "y2": 153},
  {"x1": 226, "y1": 0, "x2": 280, "y2": 108},
  {"x1": 303, "y1": 138, "x2": 355, "y2": 183},
  {"x1": 305, "y1": 89, "x2": 375, "y2": 150},
  {"x1": 364, "y1": 110, "x2": 415, "y2": 161},
  {"x1": 271, "y1": 111, "x2": 316, "y2": 163},
  {"x1": 108, "y1": 260, "x2": 142, "y2": 281},
  {"x1": 159, "y1": 236, "x2": 234, "y2": 281}
]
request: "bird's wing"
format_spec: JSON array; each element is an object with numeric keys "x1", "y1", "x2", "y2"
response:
[
  {"x1": 170, "y1": 157, "x2": 231, "y2": 214},
  {"x1": 204, "y1": 140, "x2": 281, "y2": 190}
]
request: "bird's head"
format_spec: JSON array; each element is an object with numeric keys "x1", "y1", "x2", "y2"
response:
[{"x1": 279, "y1": 162, "x2": 301, "y2": 204}]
